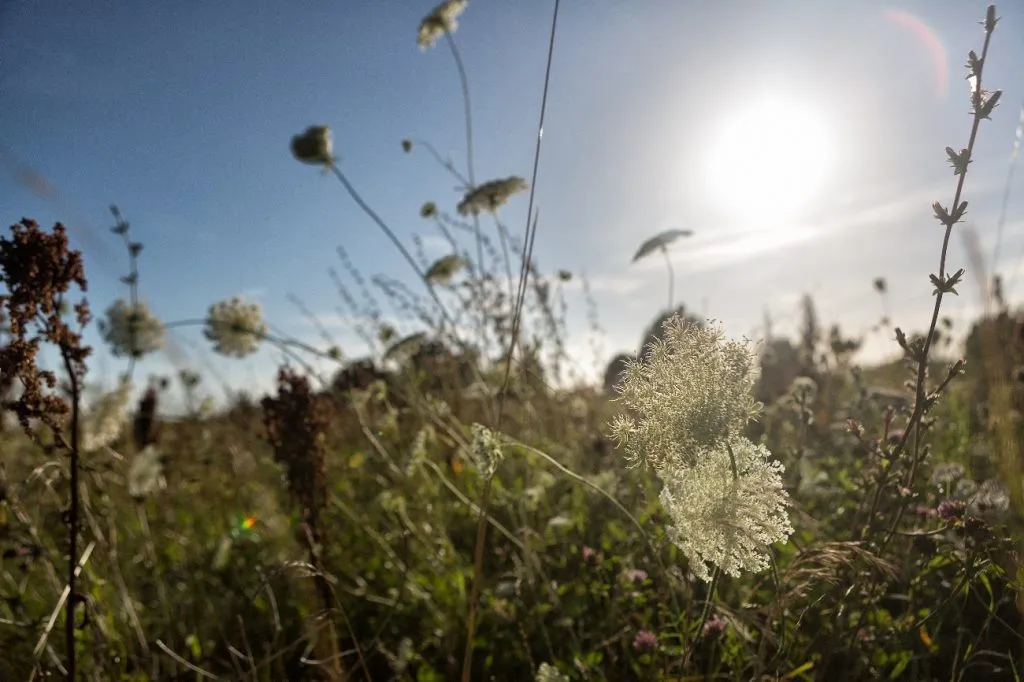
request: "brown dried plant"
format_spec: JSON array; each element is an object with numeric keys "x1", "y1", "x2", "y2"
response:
[{"x1": 0, "y1": 218, "x2": 91, "y2": 680}]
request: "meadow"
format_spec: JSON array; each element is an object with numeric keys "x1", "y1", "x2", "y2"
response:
[{"x1": 2, "y1": 2, "x2": 1024, "y2": 680}]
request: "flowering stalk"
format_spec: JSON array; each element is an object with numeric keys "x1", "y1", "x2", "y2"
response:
[{"x1": 872, "y1": 4, "x2": 1001, "y2": 549}]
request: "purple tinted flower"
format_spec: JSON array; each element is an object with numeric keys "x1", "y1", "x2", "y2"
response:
[
  {"x1": 632, "y1": 630, "x2": 657, "y2": 652},
  {"x1": 702, "y1": 615, "x2": 727, "y2": 639},
  {"x1": 581, "y1": 545, "x2": 596, "y2": 561},
  {"x1": 938, "y1": 499, "x2": 967, "y2": 521},
  {"x1": 623, "y1": 568, "x2": 648, "y2": 583}
]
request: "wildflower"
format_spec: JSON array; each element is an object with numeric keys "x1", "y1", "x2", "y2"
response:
[
  {"x1": 469, "y1": 423, "x2": 503, "y2": 479},
  {"x1": 702, "y1": 615, "x2": 727, "y2": 639},
  {"x1": 929, "y1": 462, "x2": 966, "y2": 487},
  {"x1": 788, "y1": 375, "x2": 818, "y2": 405},
  {"x1": 937, "y1": 499, "x2": 966, "y2": 522},
  {"x1": 100, "y1": 298, "x2": 164, "y2": 358},
  {"x1": 290, "y1": 125, "x2": 333, "y2": 166},
  {"x1": 204, "y1": 296, "x2": 268, "y2": 358},
  {"x1": 970, "y1": 478, "x2": 1011, "y2": 518},
  {"x1": 609, "y1": 317, "x2": 762, "y2": 471},
  {"x1": 80, "y1": 378, "x2": 133, "y2": 453},
  {"x1": 424, "y1": 254, "x2": 465, "y2": 285},
  {"x1": 417, "y1": 0, "x2": 467, "y2": 51},
  {"x1": 623, "y1": 568, "x2": 648, "y2": 583},
  {"x1": 581, "y1": 545, "x2": 596, "y2": 561},
  {"x1": 457, "y1": 176, "x2": 528, "y2": 216},
  {"x1": 419, "y1": 201, "x2": 437, "y2": 218},
  {"x1": 658, "y1": 438, "x2": 793, "y2": 581},
  {"x1": 632, "y1": 629, "x2": 657, "y2": 652},
  {"x1": 127, "y1": 444, "x2": 165, "y2": 499},
  {"x1": 535, "y1": 662, "x2": 569, "y2": 682}
]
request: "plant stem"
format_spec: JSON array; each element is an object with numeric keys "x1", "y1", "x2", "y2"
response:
[{"x1": 661, "y1": 245, "x2": 675, "y2": 309}]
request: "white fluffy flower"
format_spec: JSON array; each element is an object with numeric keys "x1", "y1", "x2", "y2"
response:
[
  {"x1": 100, "y1": 299, "x2": 164, "y2": 358},
  {"x1": 80, "y1": 378, "x2": 133, "y2": 453},
  {"x1": 535, "y1": 662, "x2": 569, "y2": 682},
  {"x1": 469, "y1": 423, "x2": 503, "y2": 480},
  {"x1": 203, "y1": 296, "x2": 268, "y2": 358},
  {"x1": 456, "y1": 176, "x2": 528, "y2": 216},
  {"x1": 659, "y1": 438, "x2": 793, "y2": 581},
  {"x1": 417, "y1": 0, "x2": 467, "y2": 51},
  {"x1": 609, "y1": 317, "x2": 762, "y2": 471},
  {"x1": 128, "y1": 444, "x2": 165, "y2": 499}
]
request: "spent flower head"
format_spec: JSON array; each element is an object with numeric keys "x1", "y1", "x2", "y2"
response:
[
  {"x1": 290, "y1": 125, "x2": 334, "y2": 166},
  {"x1": 100, "y1": 298, "x2": 164, "y2": 358},
  {"x1": 658, "y1": 438, "x2": 793, "y2": 581},
  {"x1": 609, "y1": 317, "x2": 762, "y2": 470},
  {"x1": 204, "y1": 296, "x2": 268, "y2": 358},
  {"x1": 457, "y1": 176, "x2": 529, "y2": 216},
  {"x1": 417, "y1": 0, "x2": 467, "y2": 51}
]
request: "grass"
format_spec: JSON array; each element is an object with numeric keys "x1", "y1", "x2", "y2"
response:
[{"x1": 2, "y1": 2, "x2": 1024, "y2": 680}]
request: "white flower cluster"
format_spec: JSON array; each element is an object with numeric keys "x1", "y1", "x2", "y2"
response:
[
  {"x1": 610, "y1": 316, "x2": 793, "y2": 581},
  {"x1": 101, "y1": 299, "x2": 165, "y2": 358},
  {"x1": 203, "y1": 296, "x2": 267, "y2": 358},
  {"x1": 469, "y1": 423, "x2": 503, "y2": 480},
  {"x1": 417, "y1": 0, "x2": 467, "y2": 51},
  {"x1": 610, "y1": 320, "x2": 762, "y2": 471},
  {"x1": 535, "y1": 662, "x2": 569, "y2": 682},
  {"x1": 456, "y1": 176, "x2": 528, "y2": 216},
  {"x1": 80, "y1": 378, "x2": 133, "y2": 453}
]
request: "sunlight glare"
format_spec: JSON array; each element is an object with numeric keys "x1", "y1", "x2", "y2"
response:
[{"x1": 705, "y1": 98, "x2": 832, "y2": 225}]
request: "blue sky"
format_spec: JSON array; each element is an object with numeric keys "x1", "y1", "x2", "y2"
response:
[{"x1": 3, "y1": 0, "x2": 1024, "y2": 409}]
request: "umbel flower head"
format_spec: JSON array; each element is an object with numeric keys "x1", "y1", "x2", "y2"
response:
[
  {"x1": 204, "y1": 296, "x2": 268, "y2": 358},
  {"x1": 100, "y1": 299, "x2": 164, "y2": 358},
  {"x1": 457, "y1": 176, "x2": 529, "y2": 216},
  {"x1": 608, "y1": 315, "x2": 793, "y2": 582},
  {"x1": 80, "y1": 377, "x2": 133, "y2": 453},
  {"x1": 658, "y1": 438, "x2": 793, "y2": 581},
  {"x1": 609, "y1": 317, "x2": 762, "y2": 471},
  {"x1": 417, "y1": 0, "x2": 468, "y2": 51},
  {"x1": 290, "y1": 125, "x2": 333, "y2": 166}
]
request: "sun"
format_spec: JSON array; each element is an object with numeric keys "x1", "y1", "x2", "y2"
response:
[{"x1": 705, "y1": 98, "x2": 832, "y2": 225}]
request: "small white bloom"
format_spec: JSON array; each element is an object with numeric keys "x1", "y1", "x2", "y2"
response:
[
  {"x1": 203, "y1": 296, "x2": 268, "y2": 358},
  {"x1": 417, "y1": 0, "x2": 468, "y2": 51},
  {"x1": 456, "y1": 176, "x2": 528, "y2": 216},
  {"x1": 469, "y1": 423, "x2": 503, "y2": 479},
  {"x1": 535, "y1": 662, "x2": 569, "y2": 682},
  {"x1": 128, "y1": 444, "x2": 165, "y2": 499},
  {"x1": 100, "y1": 299, "x2": 164, "y2": 358},
  {"x1": 929, "y1": 462, "x2": 966, "y2": 487},
  {"x1": 658, "y1": 438, "x2": 793, "y2": 581},
  {"x1": 80, "y1": 378, "x2": 133, "y2": 453}
]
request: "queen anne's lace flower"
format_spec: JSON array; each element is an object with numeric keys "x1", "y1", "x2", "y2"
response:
[
  {"x1": 535, "y1": 662, "x2": 569, "y2": 682},
  {"x1": 609, "y1": 315, "x2": 793, "y2": 582},
  {"x1": 204, "y1": 296, "x2": 268, "y2": 358},
  {"x1": 659, "y1": 438, "x2": 793, "y2": 581},
  {"x1": 100, "y1": 299, "x2": 164, "y2": 358},
  {"x1": 80, "y1": 378, "x2": 133, "y2": 453},
  {"x1": 417, "y1": 0, "x2": 467, "y2": 51},
  {"x1": 456, "y1": 176, "x2": 528, "y2": 216},
  {"x1": 609, "y1": 318, "x2": 762, "y2": 471}
]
